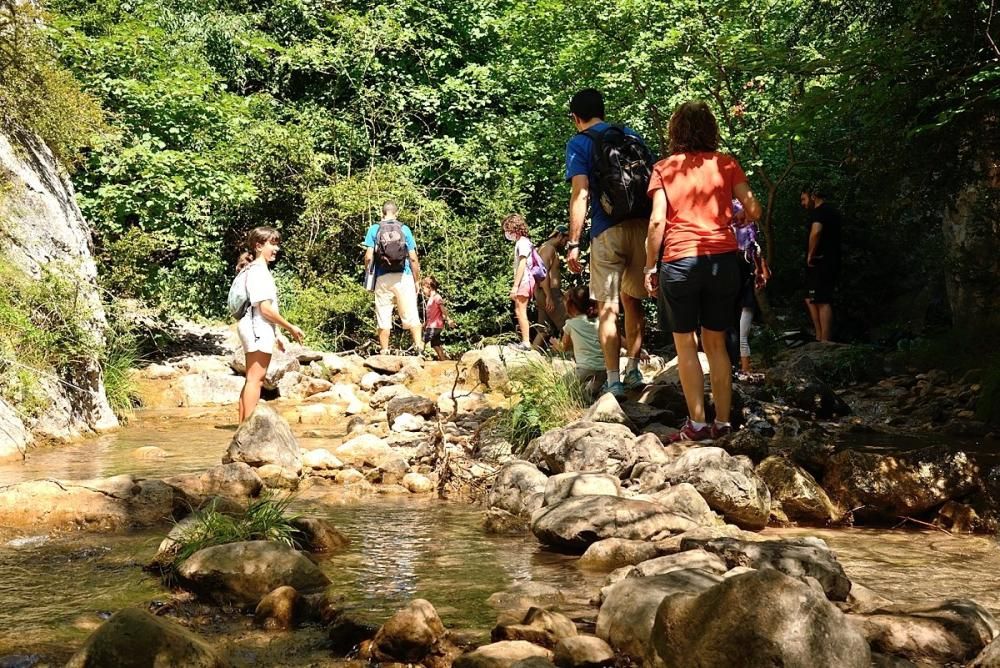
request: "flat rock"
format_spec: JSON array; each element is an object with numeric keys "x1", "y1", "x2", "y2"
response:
[
  {"x1": 543, "y1": 472, "x2": 620, "y2": 507},
  {"x1": 302, "y1": 448, "x2": 343, "y2": 471},
  {"x1": 370, "y1": 384, "x2": 414, "y2": 408},
  {"x1": 553, "y1": 636, "x2": 614, "y2": 668},
  {"x1": 532, "y1": 495, "x2": 702, "y2": 551},
  {"x1": 455, "y1": 641, "x2": 553, "y2": 668},
  {"x1": 578, "y1": 538, "x2": 659, "y2": 572},
  {"x1": 365, "y1": 354, "x2": 420, "y2": 375},
  {"x1": 387, "y1": 395, "x2": 438, "y2": 425},
  {"x1": 334, "y1": 434, "x2": 394, "y2": 468}
]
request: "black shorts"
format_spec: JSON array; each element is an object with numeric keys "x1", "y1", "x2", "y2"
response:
[
  {"x1": 660, "y1": 252, "x2": 740, "y2": 333},
  {"x1": 423, "y1": 327, "x2": 443, "y2": 346},
  {"x1": 806, "y1": 259, "x2": 839, "y2": 304}
]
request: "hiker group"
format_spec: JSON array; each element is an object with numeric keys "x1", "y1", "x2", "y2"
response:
[{"x1": 228, "y1": 89, "x2": 842, "y2": 444}]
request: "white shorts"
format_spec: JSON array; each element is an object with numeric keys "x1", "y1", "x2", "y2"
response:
[
  {"x1": 375, "y1": 272, "x2": 420, "y2": 330},
  {"x1": 238, "y1": 311, "x2": 277, "y2": 355}
]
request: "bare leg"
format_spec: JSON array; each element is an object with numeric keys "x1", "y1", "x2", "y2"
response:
[
  {"x1": 597, "y1": 300, "x2": 622, "y2": 371},
  {"x1": 514, "y1": 296, "x2": 531, "y2": 344},
  {"x1": 621, "y1": 292, "x2": 644, "y2": 359},
  {"x1": 238, "y1": 350, "x2": 271, "y2": 422},
  {"x1": 434, "y1": 345, "x2": 448, "y2": 361},
  {"x1": 817, "y1": 304, "x2": 833, "y2": 342},
  {"x1": 805, "y1": 298, "x2": 821, "y2": 340},
  {"x1": 378, "y1": 328, "x2": 391, "y2": 352},
  {"x1": 408, "y1": 325, "x2": 424, "y2": 351},
  {"x1": 702, "y1": 328, "x2": 732, "y2": 423},
  {"x1": 673, "y1": 331, "x2": 706, "y2": 423}
]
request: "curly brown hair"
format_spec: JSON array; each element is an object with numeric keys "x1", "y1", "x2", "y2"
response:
[
  {"x1": 501, "y1": 213, "x2": 529, "y2": 238},
  {"x1": 668, "y1": 101, "x2": 721, "y2": 154}
]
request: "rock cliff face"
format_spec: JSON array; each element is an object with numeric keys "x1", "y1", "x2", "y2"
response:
[{"x1": 0, "y1": 129, "x2": 117, "y2": 460}]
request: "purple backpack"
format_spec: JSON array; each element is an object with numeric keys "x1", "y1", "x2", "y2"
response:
[{"x1": 528, "y1": 245, "x2": 548, "y2": 282}]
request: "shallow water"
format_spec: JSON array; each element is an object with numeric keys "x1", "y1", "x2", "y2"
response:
[{"x1": 1, "y1": 409, "x2": 999, "y2": 664}]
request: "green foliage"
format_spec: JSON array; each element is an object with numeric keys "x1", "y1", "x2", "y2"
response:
[
  {"x1": 0, "y1": 0, "x2": 107, "y2": 163},
  {"x1": 0, "y1": 259, "x2": 97, "y2": 417},
  {"x1": 276, "y1": 274, "x2": 374, "y2": 350},
  {"x1": 501, "y1": 360, "x2": 588, "y2": 451},
  {"x1": 100, "y1": 303, "x2": 143, "y2": 421},
  {"x1": 815, "y1": 345, "x2": 882, "y2": 386},
  {"x1": 160, "y1": 493, "x2": 302, "y2": 578}
]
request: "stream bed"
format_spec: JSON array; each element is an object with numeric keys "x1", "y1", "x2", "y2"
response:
[{"x1": 1, "y1": 408, "x2": 999, "y2": 664}]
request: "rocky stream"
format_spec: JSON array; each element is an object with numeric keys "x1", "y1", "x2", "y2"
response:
[{"x1": 0, "y1": 326, "x2": 998, "y2": 668}]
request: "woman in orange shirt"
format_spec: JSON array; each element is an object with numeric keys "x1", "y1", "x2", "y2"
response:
[{"x1": 643, "y1": 101, "x2": 762, "y2": 442}]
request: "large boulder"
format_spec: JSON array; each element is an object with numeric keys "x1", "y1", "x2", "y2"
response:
[
  {"x1": 492, "y1": 607, "x2": 577, "y2": 648},
  {"x1": 223, "y1": 405, "x2": 302, "y2": 477},
  {"x1": 682, "y1": 536, "x2": 852, "y2": 601},
  {"x1": 652, "y1": 569, "x2": 871, "y2": 667},
  {"x1": 532, "y1": 495, "x2": 702, "y2": 551},
  {"x1": 176, "y1": 541, "x2": 330, "y2": 607},
  {"x1": 462, "y1": 345, "x2": 545, "y2": 392},
  {"x1": 0, "y1": 475, "x2": 177, "y2": 531},
  {"x1": 488, "y1": 460, "x2": 549, "y2": 518},
  {"x1": 290, "y1": 516, "x2": 350, "y2": 553},
  {"x1": 647, "y1": 483, "x2": 718, "y2": 526},
  {"x1": 848, "y1": 600, "x2": 998, "y2": 665},
  {"x1": 231, "y1": 346, "x2": 300, "y2": 390},
  {"x1": 662, "y1": 447, "x2": 771, "y2": 530},
  {"x1": 543, "y1": 472, "x2": 620, "y2": 507},
  {"x1": 615, "y1": 549, "x2": 728, "y2": 582},
  {"x1": 165, "y1": 463, "x2": 263, "y2": 511},
  {"x1": 65, "y1": 608, "x2": 226, "y2": 668},
  {"x1": 553, "y1": 636, "x2": 614, "y2": 668},
  {"x1": 823, "y1": 448, "x2": 981, "y2": 522},
  {"x1": 372, "y1": 598, "x2": 447, "y2": 663},
  {"x1": 521, "y1": 421, "x2": 641, "y2": 477},
  {"x1": 596, "y1": 569, "x2": 723, "y2": 666},
  {"x1": 334, "y1": 434, "x2": 395, "y2": 469},
  {"x1": 386, "y1": 395, "x2": 438, "y2": 425},
  {"x1": 757, "y1": 455, "x2": 842, "y2": 524}
]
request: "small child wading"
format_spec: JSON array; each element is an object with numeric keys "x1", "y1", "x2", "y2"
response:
[
  {"x1": 229, "y1": 227, "x2": 304, "y2": 422},
  {"x1": 420, "y1": 276, "x2": 454, "y2": 361},
  {"x1": 553, "y1": 287, "x2": 606, "y2": 399}
]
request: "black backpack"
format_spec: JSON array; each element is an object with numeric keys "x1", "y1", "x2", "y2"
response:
[
  {"x1": 375, "y1": 220, "x2": 408, "y2": 272},
  {"x1": 583, "y1": 126, "x2": 655, "y2": 224}
]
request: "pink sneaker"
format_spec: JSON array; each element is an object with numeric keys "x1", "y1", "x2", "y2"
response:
[{"x1": 668, "y1": 419, "x2": 713, "y2": 443}]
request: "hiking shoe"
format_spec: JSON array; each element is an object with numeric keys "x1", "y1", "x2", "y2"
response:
[
  {"x1": 711, "y1": 422, "x2": 732, "y2": 439},
  {"x1": 623, "y1": 368, "x2": 644, "y2": 390},
  {"x1": 507, "y1": 341, "x2": 532, "y2": 352},
  {"x1": 598, "y1": 380, "x2": 626, "y2": 399},
  {"x1": 667, "y1": 419, "x2": 713, "y2": 443}
]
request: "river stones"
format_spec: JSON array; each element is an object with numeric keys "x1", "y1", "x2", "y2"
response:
[
  {"x1": 301, "y1": 448, "x2": 343, "y2": 471},
  {"x1": 647, "y1": 483, "x2": 717, "y2": 525},
  {"x1": 521, "y1": 420, "x2": 645, "y2": 477},
  {"x1": 757, "y1": 455, "x2": 843, "y2": 524},
  {"x1": 596, "y1": 569, "x2": 723, "y2": 666},
  {"x1": 372, "y1": 598, "x2": 447, "y2": 663},
  {"x1": 531, "y1": 495, "x2": 702, "y2": 551},
  {"x1": 291, "y1": 516, "x2": 349, "y2": 553},
  {"x1": 609, "y1": 549, "x2": 728, "y2": 585},
  {"x1": 822, "y1": 448, "x2": 981, "y2": 522},
  {"x1": 65, "y1": 608, "x2": 226, "y2": 668},
  {"x1": 578, "y1": 538, "x2": 659, "y2": 572},
  {"x1": 454, "y1": 640, "x2": 553, "y2": 668},
  {"x1": 488, "y1": 460, "x2": 548, "y2": 518},
  {"x1": 682, "y1": 536, "x2": 852, "y2": 601},
  {"x1": 403, "y1": 472, "x2": 434, "y2": 494},
  {"x1": 543, "y1": 472, "x2": 620, "y2": 507},
  {"x1": 386, "y1": 395, "x2": 438, "y2": 425},
  {"x1": 553, "y1": 636, "x2": 614, "y2": 668},
  {"x1": 223, "y1": 405, "x2": 301, "y2": 477},
  {"x1": 581, "y1": 393, "x2": 636, "y2": 431},
  {"x1": 0, "y1": 475, "x2": 178, "y2": 531},
  {"x1": 176, "y1": 540, "x2": 330, "y2": 607},
  {"x1": 334, "y1": 434, "x2": 394, "y2": 468},
  {"x1": 164, "y1": 462, "x2": 263, "y2": 510},
  {"x1": 254, "y1": 586, "x2": 301, "y2": 630},
  {"x1": 847, "y1": 599, "x2": 999, "y2": 665},
  {"x1": 365, "y1": 354, "x2": 420, "y2": 375},
  {"x1": 651, "y1": 569, "x2": 871, "y2": 667},
  {"x1": 492, "y1": 608, "x2": 577, "y2": 648}
]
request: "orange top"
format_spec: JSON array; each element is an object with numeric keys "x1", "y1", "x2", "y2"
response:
[{"x1": 647, "y1": 152, "x2": 748, "y2": 262}]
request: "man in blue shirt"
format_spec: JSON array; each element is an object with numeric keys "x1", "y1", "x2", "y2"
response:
[
  {"x1": 565, "y1": 88, "x2": 648, "y2": 398},
  {"x1": 363, "y1": 201, "x2": 423, "y2": 354}
]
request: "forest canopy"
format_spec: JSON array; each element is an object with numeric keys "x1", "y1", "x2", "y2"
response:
[{"x1": 3, "y1": 0, "x2": 998, "y2": 348}]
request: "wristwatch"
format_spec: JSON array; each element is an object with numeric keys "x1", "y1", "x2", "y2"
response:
[{"x1": 566, "y1": 241, "x2": 580, "y2": 251}]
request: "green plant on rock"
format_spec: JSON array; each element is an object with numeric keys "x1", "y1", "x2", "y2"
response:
[
  {"x1": 99, "y1": 301, "x2": 143, "y2": 421},
  {"x1": 502, "y1": 359, "x2": 588, "y2": 452},
  {"x1": 158, "y1": 492, "x2": 302, "y2": 580}
]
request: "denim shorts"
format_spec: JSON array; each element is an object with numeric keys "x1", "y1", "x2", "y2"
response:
[{"x1": 660, "y1": 252, "x2": 740, "y2": 333}]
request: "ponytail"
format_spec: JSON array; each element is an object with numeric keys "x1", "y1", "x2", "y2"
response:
[{"x1": 235, "y1": 226, "x2": 281, "y2": 274}]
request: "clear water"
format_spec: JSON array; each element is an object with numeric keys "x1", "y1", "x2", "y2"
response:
[{"x1": 0, "y1": 409, "x2": 998, "y2": 665}]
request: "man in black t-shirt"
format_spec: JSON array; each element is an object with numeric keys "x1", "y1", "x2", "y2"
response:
[{"x1": 800, "y1": 185, "x2": 842, "y2": 342}]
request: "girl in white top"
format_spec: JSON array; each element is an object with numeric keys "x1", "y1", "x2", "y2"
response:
[
  {"x1": 235, "y1": 226, "x2": 304, "y2": 422},
  {"x1": 502, "y1": 213, "x2": 535, "y2": 351}
]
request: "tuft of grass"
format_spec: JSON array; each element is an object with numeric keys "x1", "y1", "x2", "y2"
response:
[
  {"x1": 501, "y1": 360, "x2": 588, "y2": 452},
  {"x1": 99, "y1": 303, "x2": 143, "y2": 421},
  {"x1": 165, "y1": 493, "x2": 303, "y2": 575}
]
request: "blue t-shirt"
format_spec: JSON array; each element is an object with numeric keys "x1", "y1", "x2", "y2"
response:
[
  {"x1": 564, "y1": 121, "x2": 644, "y2": 239},
  {"x1": 364, "y1": 220, "x2": 416, "y2": 276}
]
